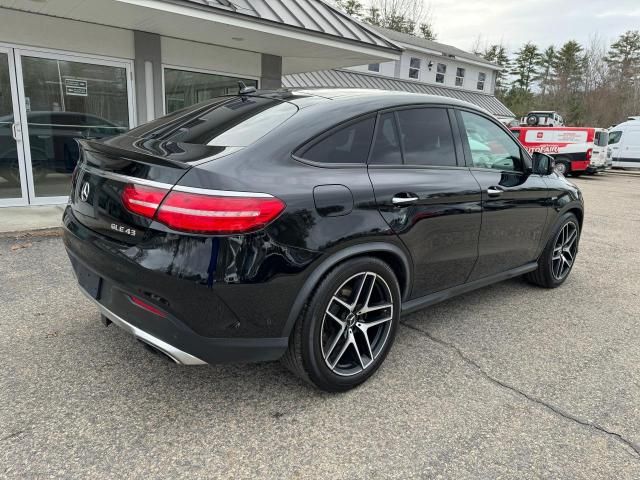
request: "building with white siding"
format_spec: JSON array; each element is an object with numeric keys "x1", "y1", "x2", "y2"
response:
[{"x1": 285, "y1": 25, "x2": 514, "y2": 121}]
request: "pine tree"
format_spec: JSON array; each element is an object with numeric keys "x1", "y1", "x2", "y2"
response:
[
  {"x1": 606, "y1": 30, "x2": 640, "y2": 84},
  {"x1": 483, "y1": 45, "x2": 510, "y2": 94},
  {"x1": 364, "y1": 7, "x2": 382, "y2": 26},
  {"x1": 419, "y1": 22, "x2": 437, "y2": 41},
  {"x1": 510, "y1": 42, "x2": 541, "y2": 92},
  {"x1": 335, "y1": 0, "x2": 363, "y2": 17},
  {"x1": 553, "y1": 40, "x2": 585, "y2": 94},
  {"x1": 536, "y1": 46, "x2": 556, "y2": 97}
]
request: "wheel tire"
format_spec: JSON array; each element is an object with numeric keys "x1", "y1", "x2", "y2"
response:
[
  {"x1": 282, "y1": 257, "x2": 401, "y2": 392},
  {"x1": 526, "y1": 213, "x2": 580, "y2": 288},
  {"x1": 526, "y1": 114, "x2": 539, "y2": 126},
  {"x1": 554, "y1": 157, "x2": 570, "y2": 176}
]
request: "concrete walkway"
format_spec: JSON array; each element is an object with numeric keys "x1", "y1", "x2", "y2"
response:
[{"x1": 0, "y1": 205, "x2": 64, "y2": 235}]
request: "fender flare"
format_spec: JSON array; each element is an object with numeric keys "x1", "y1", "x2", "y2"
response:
[
  {"x1": 557, "y1": 202, "x2": 584, "y2": 227},
  {"x1": 281, "y1": 242, "x2": 412, "y2": 337}
]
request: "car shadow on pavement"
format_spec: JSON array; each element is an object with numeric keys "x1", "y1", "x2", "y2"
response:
[{"x1": 72, "y1": 276, "x2": 540, "y2": 407}]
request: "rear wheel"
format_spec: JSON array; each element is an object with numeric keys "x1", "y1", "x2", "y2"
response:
[
  {"x1": 554, "y1": 157, "x2": 570, "y2": 176},
  {"x1": 282, "y1": 257, "x2": 401, "y2": 392},
  {"x1": 526, "y1": 213, "x2": 580, "y2": 288}
]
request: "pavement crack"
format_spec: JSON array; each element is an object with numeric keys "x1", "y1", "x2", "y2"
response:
[
  {"x1": 1, "y1": 430, "x2": 25, "y2": 442},
  {"x1": 401, "y1": 321, "x2": 640, "y2": 460}
]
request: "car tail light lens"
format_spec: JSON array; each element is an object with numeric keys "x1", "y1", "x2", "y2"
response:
[
  {"x1": 129, "y1": 294, "x2": 167, "y2": 317},
  {"x1": 122, "y1": 184, "x2": 169, "y2": 218},
  {"x1": 121, "y1": 184, "x2": 285, "y2": 234},
  {"x1": 156, "y1": 191, "x2": 285, "y2": 234},
  {"x1": 586, "y1": 148, "x2": 593, "y2": 162}
]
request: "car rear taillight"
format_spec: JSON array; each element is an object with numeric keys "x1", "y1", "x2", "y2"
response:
[
  {"x1": 586, "y1": 148, "x2": 593, "y2": 162},
  {"x1": 122, "y1": 184, "x2": 169, "y2": 218},
  {"x1": 156, "y1": 191, "x2": 285, "y2": 234},
  {"x1": 122, "y1": 184, "x2": 285, "y2": 234}
]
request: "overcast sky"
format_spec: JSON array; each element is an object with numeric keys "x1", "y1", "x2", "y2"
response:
[{"x1": 428, "y1": 0, "x2": 640, "y2": 52}]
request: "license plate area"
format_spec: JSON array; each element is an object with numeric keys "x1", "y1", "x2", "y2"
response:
[{"x1": 70, "y1": 256, "x2": 102, "y2": 299}]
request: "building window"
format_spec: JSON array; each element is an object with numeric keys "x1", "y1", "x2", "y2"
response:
[
  {"x1": 368, "y1": 63, "x2": 380, "y2": 72},
  {"x1": 477, "y1": 72, "x2": 486, "y2": 91},
  {"x1": 163, "y1": 68, "x2": 257, "y2": 114},
  {"x1": 455, "y1": 67, "x2": 465, "y2": 87},
  {"x1": 436, "y1": 63, "x2": 446, "y2": 83},
  {"x1": 409, "y1": 57, "x2": 421, "y2": 79}
]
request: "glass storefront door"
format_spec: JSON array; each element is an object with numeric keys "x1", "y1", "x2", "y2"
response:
[
  {"x1": 0, "y1": 45, "x2": 134, "y2": 206},
  {"x1": 0, "y1": 48, "x2": 28, "y2": 205},
  {"x1": 15, "y1": 50, "x2": 133, "y2": 202}
]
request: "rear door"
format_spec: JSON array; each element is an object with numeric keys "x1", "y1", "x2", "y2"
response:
[
  {"x1": 367, "y1": 106, "x2": 482, "y2": 298},
  {"x1": 456, "y1": 109, "x2": 550, "y2": 280},
  {"x1": 593, "y1": 130, "x2": 608, "y2": 167}
]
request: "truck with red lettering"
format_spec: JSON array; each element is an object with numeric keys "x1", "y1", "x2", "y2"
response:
[{"x1": 510, "y1": 126, "x2": 609, "y2": 176}]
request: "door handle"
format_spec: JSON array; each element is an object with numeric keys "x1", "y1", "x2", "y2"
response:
[
  {"x1": 392, "y1": 195, "x2": 419, "y2": 205},
  {"x1": 487, "y1": 187, "x2": 503, "y2": 197},
  {"x1": 11, "y1": 123, "x2": 22, "y2": 142}
]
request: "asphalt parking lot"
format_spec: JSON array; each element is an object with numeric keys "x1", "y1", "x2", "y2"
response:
[{"x1": 1, "y1": 173, "x2": 639, "y2": 479}]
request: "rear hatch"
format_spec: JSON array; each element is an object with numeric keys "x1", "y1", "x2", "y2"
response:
[
  {"x1": 593, "y1": 130, "x2": 609, "y2": 166},
  {"x1": 69, "y1": 95, "x2": 297, "y2": 243}
]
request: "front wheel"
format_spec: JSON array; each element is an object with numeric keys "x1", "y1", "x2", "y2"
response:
[
  {"x1": 526, "y1": 213, "x2": 580, "y2": 288},
  {"x1": 282, "y1": 257, "x2": 401, "y2": 392}
]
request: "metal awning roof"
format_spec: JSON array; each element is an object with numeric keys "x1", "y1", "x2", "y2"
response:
[
  {"x1": 283, "y1": 69, "x2": 515, "y2": 118},
  {"x1": 182, "y1": 0, "x2": 399, "y2": 50}
]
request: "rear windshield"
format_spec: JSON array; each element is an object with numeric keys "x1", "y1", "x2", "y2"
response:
[
  {"x1": 127, "y1": 96, "x2": 297, "y2": 147},
  {"x1": 594, "y1": 131, "x2": 609, "y2": 147}
]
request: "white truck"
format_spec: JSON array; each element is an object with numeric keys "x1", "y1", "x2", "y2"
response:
[
  {"x1": 520, "y1": 111, "x2": 565, "y2": 127},
  {"x1": 608, "y1": 118, "x2": 640, "y2": 169}
]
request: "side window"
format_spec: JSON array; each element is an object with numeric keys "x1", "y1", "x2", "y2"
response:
[
  {"x1": 301, "y1": 117, "x2": 375, "y2": 164},
  {"x1": 477, "y1": 72, "x2": 486, "y2": 91},
  {"x1": 460, "y1": 110, "x2": 523, "y2": 171},
  {"x1": 436, "y1": 63, "x2": 446, "y2": 83},
  {"x1": 396, "y1": 108, "x2": 457, "y2": 167},
  {"x1": 455, "y1": 67, "x2": 465, "y2": 87},
  {"x1": 608, "y1": 131, "x2": 622, "y2": 145},
  {"x1": 409, "y1": 57, "x2": 421, "y2": 79},
  {"x1": 369, "y1": 113, "x2": 402, "y2": 165}
]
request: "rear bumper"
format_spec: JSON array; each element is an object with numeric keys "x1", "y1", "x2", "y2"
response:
[
  {"x1": 79, "y1": 287, "x2": 207, "y2": 365},
  {"x1": 69, "y1": 254, "x2": 289, "y2": 364},
  {"x1": 64, "y1": 208, "x2": 292, "y2": 364},
  {"x1": 586, "y1": 164, "x2": 606, "y2": 173},
  {"x1": 570, "y1": 160, "x2": 590, "y2": 172}
]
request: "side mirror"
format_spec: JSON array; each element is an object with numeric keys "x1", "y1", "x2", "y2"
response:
[{"x1": 531, "y1": 152, "x2": 555, "y2": 175}]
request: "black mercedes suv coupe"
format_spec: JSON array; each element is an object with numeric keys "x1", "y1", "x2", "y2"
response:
[{"x1": 63, "y1": 89, "x2": 583, "y2": 392}]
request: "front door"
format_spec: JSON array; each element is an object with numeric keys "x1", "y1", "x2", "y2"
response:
[
  {"x1": 0, "y1": 45, "x2": 134, "y2": 206},
  {"x1": 456, "y1": 109, "x2": 550, "y2": 280},
  {"x1": 0, "y1": 47, "x2": 28, "y2": 206},
  {"x1": 367, "y1": 107, "x2": 482, "y2": 299}
]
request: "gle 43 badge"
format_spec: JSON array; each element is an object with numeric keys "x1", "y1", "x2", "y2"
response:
[{"x1": 111, "y1": 223, "x2": 137, "y2": 237}]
